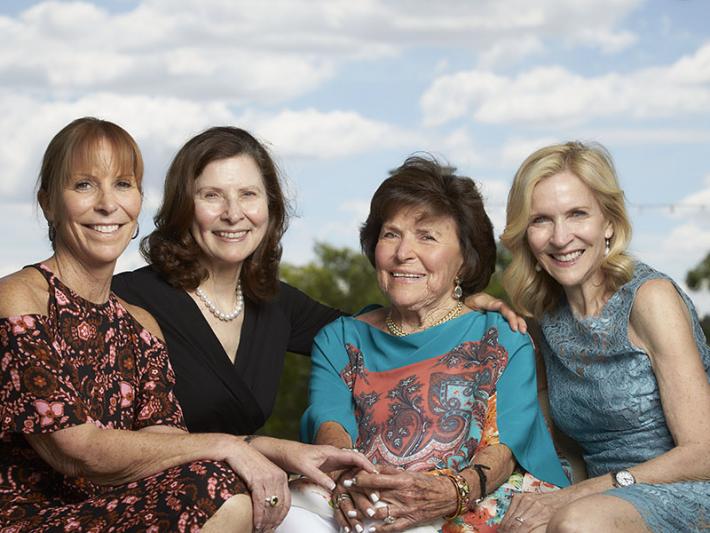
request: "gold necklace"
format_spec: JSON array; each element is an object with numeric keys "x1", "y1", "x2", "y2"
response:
[{"x1": 385, "y1": 301, "x2": 463, "y2": 337}]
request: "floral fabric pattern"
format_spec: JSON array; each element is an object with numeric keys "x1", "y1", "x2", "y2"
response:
[{"x1": 0, "y1": 264, "x2": 246, "y2": 532}]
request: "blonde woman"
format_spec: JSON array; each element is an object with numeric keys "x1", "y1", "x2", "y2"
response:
[{"x1": 499, "y1": 141, "x2": 710, "y2": 533}]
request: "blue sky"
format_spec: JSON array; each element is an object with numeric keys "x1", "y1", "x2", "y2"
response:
[{"x1": 1, "y1": 0, "x2": 709, "y2": 314}]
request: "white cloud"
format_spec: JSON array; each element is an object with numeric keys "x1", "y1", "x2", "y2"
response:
[
  {"x1": 239, "y1": 108, "x2": 420, "y2": 159},
  {"x1": 1, "y1": 0, "x2": 642, "y2": 103},
  {"x1": 421, "y1": 42, "x2": 710, "y2": 127}
]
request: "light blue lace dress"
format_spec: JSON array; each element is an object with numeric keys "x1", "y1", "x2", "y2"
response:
[{"x1": 541, "y1": 262, "x2": 710, "y2": 532}]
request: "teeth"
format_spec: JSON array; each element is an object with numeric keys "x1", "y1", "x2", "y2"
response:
[
  {"x1": 391, "y1": 272, "x2": 423, "y2": 278},
  {"x1": 216, "y1": 230, "x2": 247, "y2": 239},
  {"x1": 90, "y1": 224, "x2": 119, "y2": 233},
  {"x1": 553, "y1": 251, "x2": 583, "y2": 262}
]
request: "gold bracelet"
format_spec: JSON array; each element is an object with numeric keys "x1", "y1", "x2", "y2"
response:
[{"x1": 436, "y1": 470, "x2": 471, "y2": 520}]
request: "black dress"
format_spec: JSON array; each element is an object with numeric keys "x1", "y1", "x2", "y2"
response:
[{"x1": 112, "y1": 265, "x2": 342, "y2": 435}]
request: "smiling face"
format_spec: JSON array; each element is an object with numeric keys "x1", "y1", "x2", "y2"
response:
[
  {"x1": 526, "y1": 170, "x2": 613, "y2": 292},
  {"x1": 375, "y1": 207, "x2": 464, "y2": 315},
  {"x1": 191, "y1": 155, "x2": 269, "y2": 273},
  {"x1": 49, "y1": 138, "x2": 142, "y2": 269}
]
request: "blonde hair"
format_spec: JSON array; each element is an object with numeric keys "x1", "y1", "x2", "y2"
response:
[{"x1": 500, "y1": 141, "x2": 634, "y2": 317}]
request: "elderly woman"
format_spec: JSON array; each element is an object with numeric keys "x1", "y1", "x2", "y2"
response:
[
  {"x1": 279, "y1": 156, "x2": 569, "y2": 533},
  {"x1": 0, "y1": 117, "x2": 372, "y2": 532},
  {"x1": 499, "y1": 142, "x2": 710, "y2": 533},
  {"x1": 112, "y1": 127, "x2": 523, "y2": 437}
]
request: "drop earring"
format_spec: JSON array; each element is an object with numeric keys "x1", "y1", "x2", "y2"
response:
[
  {"x1": 605, "y1": 237, "x2": 610, "y2": 256},
  {"x1": 453, "y1": 277, "x2": 463, "y2": 300},
  {"x1": 535, "y1": 263, "x2": 541, "y2": 272}
]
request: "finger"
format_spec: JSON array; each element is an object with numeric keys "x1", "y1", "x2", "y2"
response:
[
  {"x1": 335, "y1": 493, "x2": 362, "y2": 533},
  {"x1": 300, "y1": 464, "x2": 338, "y2": 491},
  {"x1": 251, "y1": 490, "x2": 266, "y2": 531},
  {"x1": 352, "y1": 471, "x2": 407, "y2": 491},
  {"x1": 338, "y1": 448, "x2": 378, "y2": 473},
  {"x1": 351, "y1": 490, "x2": 376, "y2": 521}
]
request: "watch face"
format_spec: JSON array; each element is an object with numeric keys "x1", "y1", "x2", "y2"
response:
[{"x1": 615, "y1": 470, "x2": 636, "y2": 487}]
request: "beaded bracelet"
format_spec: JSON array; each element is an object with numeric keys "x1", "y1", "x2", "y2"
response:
[{"x1": 437, "y1": 471, "x2": 471, "y2": 520}]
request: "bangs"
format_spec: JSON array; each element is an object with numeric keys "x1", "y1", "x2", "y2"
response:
[{"x1": 68, "y1": 129, "x2": 143, "y2": 186}]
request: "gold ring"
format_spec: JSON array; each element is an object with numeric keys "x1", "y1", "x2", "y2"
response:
[
  {"x1": 265, "y1": 495, "x2": 279, "y2": 507},
  {"x1": 334, "y1": 493, "x2": 353, "y2": 506}
]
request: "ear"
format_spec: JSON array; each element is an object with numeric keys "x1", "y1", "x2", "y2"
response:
[
  {"x1": 37, "y1": 190, "x2": 54, "y2": 224},
  {"x1": 604, "y1": 223, "x2": 614, "y2": 240}
]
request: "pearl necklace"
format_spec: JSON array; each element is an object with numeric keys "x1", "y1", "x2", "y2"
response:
[
  {"x1": 385, "y1": 301, "x2": 463, "y2": 337},
  {"x1": 195, "y1": 283, "x2": 244, "y2": 321}
]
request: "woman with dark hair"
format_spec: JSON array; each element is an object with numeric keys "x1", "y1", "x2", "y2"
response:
[
  {"x1": 279, "y1": 156, "x2": 568, "y2": 533},
  {"x1": 498, "y1": 142, "x2": 710, "y2": 532},
  {"x1": 112, "y1": 127, "x2": 522, "y2": 437},
  {"x1": 0, "y1": 118, "x2": 372, "y2": 532}
]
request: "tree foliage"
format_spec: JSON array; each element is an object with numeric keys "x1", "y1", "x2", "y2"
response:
[
  {"x1": 687, "y1": 252, "x2": 710, "y2": 291},
  {"x1": 261, "y1": 242, "x2": 510, "y2": 439}
]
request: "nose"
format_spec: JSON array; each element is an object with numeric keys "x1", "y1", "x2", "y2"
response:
[
  {"x1": 221, "y1": 197, "x2": 244, "y2": 224},
  {"x1": 94, "y1": 185, "x2": 118, "y2": 214},
  {"x1": 550, "y1": 220, "x2": 573, "y2": 248},
  {"x1": 395, "y1": 235, "x2": 415, "y2": 262}
]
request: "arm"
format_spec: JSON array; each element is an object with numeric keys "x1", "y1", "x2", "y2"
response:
[
  {"x1": 464, "y1": 292, "x2": 527, "y2": 333},
  {"x1": 501, "y1": 279, "x2": 710, "y2": 531}
]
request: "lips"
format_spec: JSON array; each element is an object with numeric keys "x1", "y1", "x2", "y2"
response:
[
  {"x1": 214, "y1": 230, "x2": 248, "y2": 239},
  {"x1": 390, "y1": 271, "x2": 425, "y2": 279},
  {"x1": 550, "y1": 250, "x2": 583, "y2": 263},
  {"x1": 86, "y1": 224, "x2": 122, "y2": 234}
]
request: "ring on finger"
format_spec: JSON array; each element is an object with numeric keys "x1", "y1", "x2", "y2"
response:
[
  {"x1": 514, "y1": 516, "x2": 525, "y2": 523},
  {"x1": 265, "y1": 495, "x2": 279, "y2": 507},
  {"x1": 334, "y1": 493, "x2": 353, "y2": 506},
  {"x1": 383, "y1": 506, "x2": 395, "y2": 525}
]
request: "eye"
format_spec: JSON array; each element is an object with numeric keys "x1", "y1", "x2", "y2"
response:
[
  {"x1": 570, "y1": 209, "x2": 587, "y2": 218},
  {"x1": 530, "y1": 215, "x2": 548, "y2": 225},
  {"x1": 420, "y1": 233, "x2": 437, "y2": 242},
  {"x1": 200, "y1": 190, "x2": 221, "y2": 200},
  {"x1": 380, "y1": 230, "x2": 398, "y2": 239},
  {"x1": 116, "y1": 178, "x2": 135, "y2": 190},
  {"x1": 241, "y1": 189, "x2": 258, "y2": 198},
  {"x1": 73, "y1": 180, "x2": 93, "y2": 191}
]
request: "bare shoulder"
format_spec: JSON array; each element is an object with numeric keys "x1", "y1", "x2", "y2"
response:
[
  {"x1": 0, "y1": 268, "x2": 50, "y2": 318},
  {"x1": 117, "y1": 298, "x2": 165, "y2": 342},
  {"x1": 629, "y1": 277, "x2": 694, "y2": 354}
]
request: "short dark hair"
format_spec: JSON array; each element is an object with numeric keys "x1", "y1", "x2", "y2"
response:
[
  {"x1": 360, "y1": 155, "x2": 496, "y2": 296},
  {"x1": 142, "y1": 126, "x2": 289, "y2": 302}
]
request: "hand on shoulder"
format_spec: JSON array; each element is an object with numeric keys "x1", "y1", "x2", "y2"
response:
[{"x1": 0, "y1": 267, "x2": 50, "y2": 318}]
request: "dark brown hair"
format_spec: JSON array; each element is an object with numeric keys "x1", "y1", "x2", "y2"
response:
[
  {"x1": 142, "y1": 126, "x2": 288, "y2": 302},
  {"x1": 37, "y1": 117, "x2": 143, "y2": 247},
  {"x1": 360, "y1": 155, "x2": 496, "y2": 296}
]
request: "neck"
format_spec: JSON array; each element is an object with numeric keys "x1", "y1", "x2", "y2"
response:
[
  {"x1": 390, "y1": 297, "x2": 461, "y2": 334},
  {"x1": 47, "y1": 251, "x2": 114, "y2": 304},
  {"x1": 563, "y1": 271, "x2": 611, "y2": 318},
  {"x1": 197, "y1": 260, "x2": 243, "y2": 306}
]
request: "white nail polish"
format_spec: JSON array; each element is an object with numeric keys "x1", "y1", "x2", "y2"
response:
[
  {"x1": 368, "y1": 527, "x2": 377, "y2": 532},
  {"x1": 343, "y1": 479, "x2": 353, "y2": 488},
  {"x1": 366, "y1": 508, "x2": 375, "y2": 517},
  {"x1": 347, "y1": 510, "x2": 358, "y2": 518},
  {"x1": 370, "y1": 493, "x2": 380, "y2": 503},
  {"x1": 344, "y1": 528, "x2": 350, "y2": 533},
  {"x1": 355, "y1": 525, "x2": 364, "y2": 533}
]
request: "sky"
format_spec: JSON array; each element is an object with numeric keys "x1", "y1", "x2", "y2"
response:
[{"x1": 1, "y1": 0, "x2": 709, "y2": 314}]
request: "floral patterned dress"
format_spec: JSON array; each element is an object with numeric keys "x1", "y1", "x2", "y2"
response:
[
  {"x1": 0, "y1": 265, "x2": 246, "y2": 532},
  {"x1": 301, "y1": 309, "x2": 569, "y2": 532}
]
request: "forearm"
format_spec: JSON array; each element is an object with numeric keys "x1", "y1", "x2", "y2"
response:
[
  {"x1": 314, "y1": 421, "x2": 353, "y2": 448},
  {"x1": 27, "y1": 422, "x2": 243, "y2": 485},
  {"x1": 463, "y1": 444, "x2": 516, "y2": 502}
]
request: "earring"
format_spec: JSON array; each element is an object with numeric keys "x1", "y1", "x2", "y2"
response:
[
  {"x1": 132, "y1": 222, "x2": 140, "y2": 240},
  {"x1": 48, "y1": 224, "x2": 56, "y2": 243},
  {"x1": 453, "y1": 277, "x2": 463, "y2": 300},
  {"x1": 605, "y1": 237, "x2": 610, "y2": 256},
  {"x1": 535, "y1": 263, "x2": 541, "y2": 272}
]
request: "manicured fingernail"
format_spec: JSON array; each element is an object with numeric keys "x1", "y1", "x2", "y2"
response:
[
  {"x1": 369, "y1": 492, "x2": 379, "y2": 503},
  {"x1": 348, "y1": 510, "x2": 358, "y2": 518},
  {"x1": 355, "y1": 525, "x2": 364, "y2": 533},
  {"x1": 328, "y1": 480, "x2": 336, "y2": 490},
  {"x1": 366, "y1": 508, "x2": 375, "y2": 517},
  {"x1": 343, "y1": 479, "x2": 354, "y2": 488},
  {"x1": 344, "y1": 528, "x2": 350, "y2": 533},
  {"x1": 368, "y1": 527, "x2": 377, "y2": 532}
]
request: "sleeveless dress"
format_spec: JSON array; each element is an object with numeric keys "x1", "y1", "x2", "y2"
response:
[
  {"x1": 290, "y1": 308, "x2": 568, "y2": 532},
  {"x1": 541, "y1": 261, "x2": 710, "y2": 532},
  {"x1": 0, "y1": 265, "x2": 246, "y2": 532}
]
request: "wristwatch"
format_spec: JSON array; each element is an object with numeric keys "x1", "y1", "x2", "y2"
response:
[{"x1": 611, "y1": 469, "x2": 636, "y2": 488}]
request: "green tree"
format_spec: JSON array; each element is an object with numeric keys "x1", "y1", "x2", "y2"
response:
[
  {"x1": 261, "y1": 242, "x2": 512, "y2": 439},
  {"x1": 686, "y1": 252, "x2": 710, "y2": 339}
]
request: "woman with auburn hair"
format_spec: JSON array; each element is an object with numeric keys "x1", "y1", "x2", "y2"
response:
[
  {"x1": 0, "y1": 117, "x2": 373, "y2": 532},
  {"x1": 498, "y1": 141, "x2": 710, "y2": 533},
  {"x1": 112, "y1": 127, "x2": 524, "y2": 438}
]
